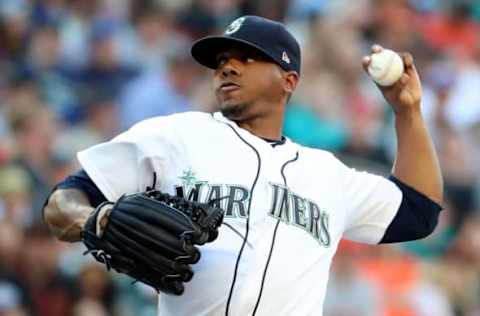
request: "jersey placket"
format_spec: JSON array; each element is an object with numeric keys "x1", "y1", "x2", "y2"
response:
[{"x1": 227, "y1": 141, "x2": 297, "y2": 316}]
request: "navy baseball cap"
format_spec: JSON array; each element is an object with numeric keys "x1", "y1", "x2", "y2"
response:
[{"x1": 191, "y1": 15, "x2": 301, "y2": 74}]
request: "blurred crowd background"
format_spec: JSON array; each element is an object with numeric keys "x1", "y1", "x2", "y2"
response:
[{"x1": 0, "y1": 0, "x2": 480, "y2": 315}]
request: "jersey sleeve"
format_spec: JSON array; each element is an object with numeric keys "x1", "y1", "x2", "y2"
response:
[
  {"x1": 338, "y1": 160, "x2": 403, "y2": 244},
  {"x1": 77, "y1": 117, "x2": 178, "y2": 201}
]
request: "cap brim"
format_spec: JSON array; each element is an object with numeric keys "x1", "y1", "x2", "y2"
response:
[{"x1": 191, "y1": 36, "x2": 275, "y2": 69}]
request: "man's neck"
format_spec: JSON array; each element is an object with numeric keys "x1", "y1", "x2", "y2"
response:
[{"x1": 236, "y1": 109, "x2": 284, "y2": 141}]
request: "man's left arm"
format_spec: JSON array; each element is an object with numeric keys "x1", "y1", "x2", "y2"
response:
[
  {"x1": 363, "y1": 45, "x2": 443, "y2": 204},
  {"x1": 362, "y1": 46, "x2": 443, "y2": 243},
  {"x1": 390, "y1": 74, "x2": 443, "y2": 205}
]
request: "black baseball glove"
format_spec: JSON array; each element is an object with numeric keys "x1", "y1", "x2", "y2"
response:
[{"x1": 81, "y1": 190, "x2": 224, "y2": 295}]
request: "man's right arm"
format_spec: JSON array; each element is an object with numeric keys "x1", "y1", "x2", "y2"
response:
[
  {"x1": 43, "y1": 188, "x2": 94, "y2": 242},
  {"x1": 43, "y1": 169, "x2": 108, "y2": 242}
]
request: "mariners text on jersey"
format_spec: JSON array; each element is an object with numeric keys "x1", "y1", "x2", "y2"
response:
[{"x1": 175, "y1": 180, "x2": 331, "y2": 247}]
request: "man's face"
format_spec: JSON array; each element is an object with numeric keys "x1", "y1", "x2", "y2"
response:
[{"x1": 213, "y1": 45, "x2": 285, "y2": 121}]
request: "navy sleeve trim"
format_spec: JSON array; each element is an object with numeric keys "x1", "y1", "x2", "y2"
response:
[
  {"x1": 379, "y1": 175, "x2": 443, "y2": 244},
  {"x1": 55, "y1": 169, "x2": 108, "y2": 207}
]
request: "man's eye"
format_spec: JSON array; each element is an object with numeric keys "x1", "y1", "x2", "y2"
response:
[
  {"x1": 241, "y1": 56, "x2": 254, "y2": 63},
  {"x1": 217, "y1": 57, "x2": 226, "y2": 67}
]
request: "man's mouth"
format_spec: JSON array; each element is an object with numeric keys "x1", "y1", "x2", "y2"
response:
[{"x1": 219, "y1": 82, "x2": 240, "y2": 92}]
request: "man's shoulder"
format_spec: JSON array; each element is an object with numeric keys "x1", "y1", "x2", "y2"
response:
[
  {"x1": 290, "y1": 142, "x2": 349, "y2": 172},
  {"x1": 293, "y1": 142, "x2": 337, "y2": 161},
  {"x1": 129, "y1": 111, "x2": 217, "y2": 133},
  {"x1": 138, "y1": 111, "x2": 214, "y2": 125}
]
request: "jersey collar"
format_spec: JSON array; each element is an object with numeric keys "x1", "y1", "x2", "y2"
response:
[{"x1": 213, "y1": 112, "x2": 289, "y2": 147}]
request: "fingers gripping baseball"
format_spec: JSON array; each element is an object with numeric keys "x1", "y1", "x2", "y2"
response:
[{"x1": 363, "y1": 45, "x2": 422, "y2": 113}]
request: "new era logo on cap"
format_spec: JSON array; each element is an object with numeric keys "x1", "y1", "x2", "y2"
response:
[{"x1": 282, "y1": 51, "x2": 290, "y2": 64}]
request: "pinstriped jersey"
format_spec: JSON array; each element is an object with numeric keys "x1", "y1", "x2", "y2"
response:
[{"x1": 77, "y1": 111, "x2": 402, "y2": 316}]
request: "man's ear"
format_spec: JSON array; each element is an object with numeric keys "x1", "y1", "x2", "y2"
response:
[{"x1": 283, "y1": 71, "x2": 299, "y2": 95}]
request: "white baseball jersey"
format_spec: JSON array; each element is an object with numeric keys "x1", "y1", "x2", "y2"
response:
[{"x1": 78, "y1": 111, "x2": 402, "y2": 316}]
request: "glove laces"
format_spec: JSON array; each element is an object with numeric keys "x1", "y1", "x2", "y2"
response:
[{"x1": 84, "y1": 249, "x2": 113, "y2": 270}]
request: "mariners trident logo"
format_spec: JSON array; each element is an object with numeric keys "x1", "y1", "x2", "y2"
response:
[
  {"x1": 179, "y1": 167, "x2": 207, "y2": 188},
  {"x1": 175, "y1": 168, "x2": 250, "y2": 218}
]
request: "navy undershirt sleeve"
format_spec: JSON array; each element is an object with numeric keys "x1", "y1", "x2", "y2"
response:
[
  {"x1": 55, "y1": 169, "x2": 108, "y2": 207},
  {"x1": 379, "y1": 175, "x2": 443, "y2": 244}
]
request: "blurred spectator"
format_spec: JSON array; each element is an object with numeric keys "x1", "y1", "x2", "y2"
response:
[
  {"x1": 0, "y1": 281, "x2": 28, "y2": 316},
  {"x1": 69, "y1": 17, "x2": 139, "y2": 100},
  {"x1": 286, "y1": 0, "x2": 327, "y2": 20},
  {"x1": 19, "y1": 225, "x2": 74, "y2": 316},
  {"x1": 72, "y1": 263, "x2": 114, "y2": 316},
  {"x1": 58, "y1": 0, "x2": 98, "y2": 68},
  {"x1": 0, "y1": 0, "x2": 30, "y2": 63},
  {"x1": 8, "y1": 102, "x2": 58, "y2": 224},
  {"x1": 419, "y1": 0, "x2": 480, "y2": 61},
  {"x1": 422, "y1": 57, "x2": 480, "y2": 228},
  {"x1": 0, "y1": 166, "x2": 31, "y2": 226},
  {"x1": 365, "y1": 0, "x2": 421, "y2": 51},
  {"x1": 442, "y1": 54, "x2": 480, "y2": 132},
  {"x1": 119, "y1": 42, "x2": 198, "y2": 130},
  {"x1": 178, "y1": 0, "x2": 243, "y2": 38},
  {"x1": 30, "y1": 0, "x2": 67, "y2": 27},
  {"x1": 245, "y1": 0, "x2": 291, "y2": 20},
  {"x1": 52, "y1": 89, "x2": 120, "y2": 176},
  {"x1": 23, "y1": 23, "x2": 79, "y2": 123},
  {"x1": 0, "y1": 221, "x2": 24, "y2": 288},
  {"x1": 80, "y1": 89, "x2": 120, "y2": 140},
  {"x1": 122, "y1": 2, "x2": 186, "y2": 71},
  {"x1": 0, "y1": 221, "x2": 28, "y2": 315},
  {"x1": 424, "y1": 215, "x2": 480, "y2": 315},
  {"x1": 438, "y1": 130, "x2": 477, "y2": 228},
  {"x1": 283, "y1": 101, "x2": 348, "y2": 151},
  {"x1": 359, "y1": 245, "x2": 453, "y2": 316},
  {"x1": 325, "y1": 241, "x2": 382, "y2": 316}
]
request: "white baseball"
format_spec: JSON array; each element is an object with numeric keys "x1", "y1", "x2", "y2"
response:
[{"x1": 367, "y1": 49, "x2": 404, "y2": 86}]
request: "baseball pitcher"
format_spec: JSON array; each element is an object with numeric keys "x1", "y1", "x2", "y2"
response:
[{"x1": 43, "y1": 16, "x2": 443, "y2": 316}]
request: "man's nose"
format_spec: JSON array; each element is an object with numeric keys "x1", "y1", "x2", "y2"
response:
[{"x1": 221, "y1": 58, "x2": 241, "y2": 77}]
